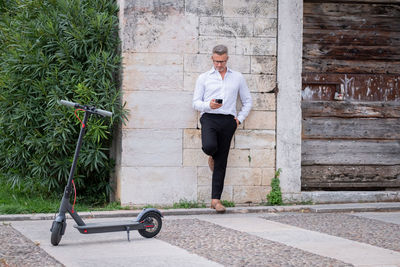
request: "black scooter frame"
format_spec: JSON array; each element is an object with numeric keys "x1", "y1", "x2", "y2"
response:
[{"x1": 50, "y1": 100, "x2": 162, "y2": 246}]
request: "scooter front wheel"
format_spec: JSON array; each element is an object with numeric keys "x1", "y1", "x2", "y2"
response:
[
  {"x1": 138, "y1": 212, "x2": 162, "y2": 238},
  {"x1": 51, "y1": 221, "x2": 63, "y2": 246}
]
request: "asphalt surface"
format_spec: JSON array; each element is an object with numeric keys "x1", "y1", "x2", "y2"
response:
[{"x1": 1, "y1": 202, "x2": 400, "y2": 266}]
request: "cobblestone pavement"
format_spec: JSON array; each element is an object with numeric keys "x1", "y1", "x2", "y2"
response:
[
  {"x1": 158, "y1": 219, "x2": 351, "y2": 266},
  {"x1": 263, "y1": 212, "x2": 400, "y2": 252},
  {"x1": 2, "y1": 211, "x2": 400, "y2": 266},
  {"x1": 0, "y1": 223, "x2": 63, "y2": 267}
]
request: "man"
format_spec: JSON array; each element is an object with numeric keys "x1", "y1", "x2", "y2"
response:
[{"x1": 192, "y1": 45, "x2": 252, "y2": 212}]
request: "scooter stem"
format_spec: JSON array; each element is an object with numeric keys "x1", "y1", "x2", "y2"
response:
[
  {"x1": 56, "y1": 111, "x2": 89, "y2": 223},
  {"x1": 66, "y1": 111, "x2": 89, "y2": 194}
]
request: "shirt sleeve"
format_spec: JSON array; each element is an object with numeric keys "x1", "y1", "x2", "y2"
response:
[
  {"x1": 192, "y1": 74, "x2": 211, "y2": 113},
  {"x1": 237, "y1": 74, "x2": 252, "y2": 123}
]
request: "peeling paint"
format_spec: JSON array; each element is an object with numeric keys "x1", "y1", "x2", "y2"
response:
[
  {"x1": 303, "y1": 73, "x2": 400, "y2": 101},
  {"x1": 302, "y1": 86, "x2": 314, "y2": 100},
  {"x1": 339, "y1": 74, "x2": 354, "y2": 99}
]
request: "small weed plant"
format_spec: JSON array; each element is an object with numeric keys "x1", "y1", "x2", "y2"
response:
[{"x1": 266, "y1": 168, "x2": 283, "y2": 205}]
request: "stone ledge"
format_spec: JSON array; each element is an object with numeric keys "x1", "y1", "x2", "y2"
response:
[
  {"x1": 283, "y1": 191, "x2": 400, "y2": 204},
  {"x1": 2, "y1": 201, "x2": 400, "y2": 221}
]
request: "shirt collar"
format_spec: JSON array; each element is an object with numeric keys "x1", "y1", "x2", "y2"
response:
[{"x1": 209, "y1": 67, "x2": 232, "y2": 74}]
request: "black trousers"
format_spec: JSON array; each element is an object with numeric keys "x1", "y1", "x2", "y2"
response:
[{"x1": 200, "y1": 113, "x2": 237, "y2": 199}]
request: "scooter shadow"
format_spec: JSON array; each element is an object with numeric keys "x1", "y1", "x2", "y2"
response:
[{"x1": 56, "y1": 236, "x2": 153, "y2": 246}]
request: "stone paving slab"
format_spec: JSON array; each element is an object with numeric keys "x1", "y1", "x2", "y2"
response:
[
  {"x1": 8, "y1": 218, "x2": 222, "y2": 267},
  {"x1": 352, "y1": 211, "x2": 400, "y2": 225}
]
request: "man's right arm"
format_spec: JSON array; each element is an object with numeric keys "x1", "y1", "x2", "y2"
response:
[{"x1": 192, "y1": 74, "x2": 212, "y2": 112}]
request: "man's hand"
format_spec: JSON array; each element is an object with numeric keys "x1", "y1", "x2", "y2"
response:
[
  {"x1": 235, "y1": 118, "x2": 240, "y2": 127},
  {"x1": 210, "y1": 99, "x2": 223, "y2": 109}
]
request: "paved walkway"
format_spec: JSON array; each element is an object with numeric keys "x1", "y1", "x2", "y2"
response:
[{"x1": 2, "y1": 203, "x2": 400, "y2": 266}]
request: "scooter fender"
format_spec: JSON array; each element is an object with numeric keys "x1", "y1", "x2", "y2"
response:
[
  {"x1": 136, "y1": 208, "x2": 163, "y2": 222},
  {"x1": 54, "y1": 215, "x2": 65, "y2": 223},
  {"x1": 51, "y1": 216, "x2": 67, "y2": 235}
]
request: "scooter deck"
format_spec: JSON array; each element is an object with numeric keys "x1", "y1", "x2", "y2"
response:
[{"x1": 74, "y1": 221, "x2": 144, "y2": 234}]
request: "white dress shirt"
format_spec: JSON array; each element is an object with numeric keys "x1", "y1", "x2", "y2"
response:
[{"x1": 192, "y1": 67, "x2": 252, "y2": 123}]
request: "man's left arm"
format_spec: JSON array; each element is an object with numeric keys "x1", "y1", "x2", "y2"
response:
[{"x1": 236, "y1": 75, "x2": 252, "y2": 124}]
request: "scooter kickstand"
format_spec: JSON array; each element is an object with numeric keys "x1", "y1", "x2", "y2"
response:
[{"x1": 125, "y1": 226, "x2": 130, "y2": 242}]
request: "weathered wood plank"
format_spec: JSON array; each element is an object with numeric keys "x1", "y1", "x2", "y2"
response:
[
  {"x1": 302, "y1": 180, "x2": 400, "y2": 188},
  {"x1": 302, "y1": 101, "x2": 400, "y2": 118},
  {"x1": 303, "y1": 29, "x2": 400, "y2": 47},
  {"x1": 305, "y1": 1, "x2": 400, "y2": 5},
  {"x1": 304, "y1": 44, "x2": 400, "y2": 61},
  {"x1": 302, "y1": 165, "x2": 400, "y2": 189},
  {"x1": 304, "y1": 2, "x2": 400, "y2": 18},
  {"x1": 303, "y1": 117, "x2": 400, "y2": 139},
  {"x1": 304, "y1": 15, "x2": 400, "y2": 32},
  {"x1": 303, "y1": 58, "x2": 400, "y2": 74},
  {"x1": 302, "y1": 140, "x2": 400, "y2": 165}
]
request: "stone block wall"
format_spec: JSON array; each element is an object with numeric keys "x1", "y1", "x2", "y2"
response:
[{"x1": 117, "y1": 0, "x2": 277, "y2": 205}]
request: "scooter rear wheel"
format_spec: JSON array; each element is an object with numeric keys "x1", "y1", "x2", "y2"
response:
[
  {"x1": 51, "y1": 222, "x2": 63, "y2": 246},
  {"x1": 138, "y1": 212, "x2": 162, "y2": 238}
]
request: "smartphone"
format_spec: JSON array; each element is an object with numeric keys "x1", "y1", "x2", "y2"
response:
[{"x1": 215, "y1": 99, "x2": 223, "y2": 104}]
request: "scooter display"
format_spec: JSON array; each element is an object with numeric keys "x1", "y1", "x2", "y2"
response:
[{"x1": 50, "y1": 100, "x2": 162, "y2": 246}]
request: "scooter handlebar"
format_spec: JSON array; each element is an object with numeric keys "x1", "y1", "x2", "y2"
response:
[
  {"x1": 58, "y1": 100, "x2": 113, "y2": 117},
  {"x1": 59, "y1": 100, "x2": 77, "y2": 108},
  {"x1": 94, "y1": 109, "x2": 113, "y2": 118}
]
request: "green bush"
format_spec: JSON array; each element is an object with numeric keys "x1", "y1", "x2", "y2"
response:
[
  {"x1": 267, "y1": 168, "x2": 283, "y2": 205},
  {"x1": 0, "y1": 0, "x2": 124, "y2": 202}
]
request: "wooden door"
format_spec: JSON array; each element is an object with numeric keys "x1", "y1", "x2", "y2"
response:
[{"x1": 301, "y1": 0, "x2": 400, "y2": 190}]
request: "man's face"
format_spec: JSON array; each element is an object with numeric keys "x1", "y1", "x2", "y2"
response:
[{"x1": 212, "y1": 53, "x2": 228, "y2": 72}]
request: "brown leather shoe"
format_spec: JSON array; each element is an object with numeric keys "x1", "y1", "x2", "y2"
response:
[
  {"x1": 208, "y1": 156, "x2": 214, "y2": 172},
  {"x1": 211, "y1": 199, "x2": 226, "y2": 212}
]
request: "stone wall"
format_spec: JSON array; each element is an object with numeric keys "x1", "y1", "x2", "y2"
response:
[{"x1": 117, "y1": 0, "x2": 277, "y2": 205}]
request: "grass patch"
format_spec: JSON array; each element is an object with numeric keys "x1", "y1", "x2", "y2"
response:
[
  {"x1": 0, "y1": 181, "x2": 129, "y2": 214},
  {"x1": 0, "y1": 183, "x2": 59, "y2": 214},
  {"x1": 1, "y1": 182, "x2": 243, "y2": 214},
  {"x1": 172, "y1": 199, "x2": 206, "y2": 209},
  {"x1": 87, "y1": 201, "x2": 131, "y2": 211},
  {"x1": 0, "y1": 184, "x2": 209, "y2": 214},
  {"x1": 221, "y1": 200, "x2": 235, "y2": 207}
]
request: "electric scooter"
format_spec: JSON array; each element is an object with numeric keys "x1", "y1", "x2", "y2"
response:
[{"x1": 50, "y1": 100, "x2": 162, "y2": 246}]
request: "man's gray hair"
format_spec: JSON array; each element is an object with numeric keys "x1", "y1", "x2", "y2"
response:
[{"x1": 212, "y1": 45, "x2": 228, "y2": 55}]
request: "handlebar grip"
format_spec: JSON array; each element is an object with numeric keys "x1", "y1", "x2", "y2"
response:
[
  {"x1": 59, "y1": 100, "x2": 78, "y2": 108},
  {"x1": 95, "y1": 109, "x2": 113, "y2": 117}
]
